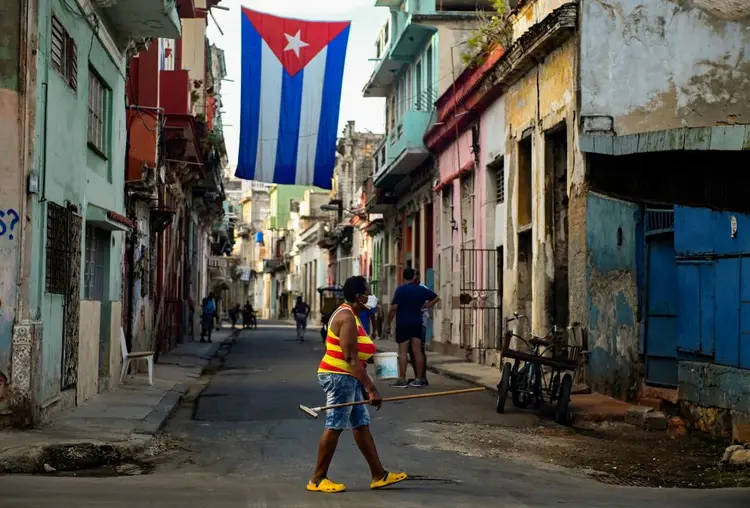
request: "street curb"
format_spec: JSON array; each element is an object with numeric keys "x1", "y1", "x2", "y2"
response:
[{"x1": 0, "y1": 336, "x2": 235, "y2": 475}]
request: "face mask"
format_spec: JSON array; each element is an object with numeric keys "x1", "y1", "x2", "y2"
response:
[{"x1": 365, "y1": 295, "x2": 378, "y2": 309}]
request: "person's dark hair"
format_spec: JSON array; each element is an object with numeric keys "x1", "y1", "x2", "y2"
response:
[
  {"x1": 403, "y1": 268, "x2": 416, "y2": 281},
  {"x1": 343, "y1": 276, "x2": 369, "y2": 303}
]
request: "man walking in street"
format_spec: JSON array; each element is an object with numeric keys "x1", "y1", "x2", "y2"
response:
[
  {"x1": 385, "y1": 268, "x2": 440, "y2": 388},
  {"x1": 201, "y1": 292, "x2": 217, "y2": 343}
]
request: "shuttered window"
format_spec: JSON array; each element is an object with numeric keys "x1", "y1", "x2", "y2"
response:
[
  {"x1": 88, "y1": 70, "x2": 108, "y2": 155},
  {"x1": 50, "y1": 14, "x2": 77, "y2": 91}
]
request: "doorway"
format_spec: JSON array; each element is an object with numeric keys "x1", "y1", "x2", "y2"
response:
[{"x1": 644, "y1": 208, "x2": 678, "y2": 387}]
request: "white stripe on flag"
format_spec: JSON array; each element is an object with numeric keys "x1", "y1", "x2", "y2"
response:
[
  {"x1": 295, "y1": 46, "x2": 328, "y2": 185},
  {"x1": 255, "y1": 40, "x2": 283, "y2": 184}
]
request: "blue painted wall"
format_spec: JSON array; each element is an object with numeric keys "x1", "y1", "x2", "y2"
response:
[{"x1": 585, "y1": 193, "x2": 642, "y2": 398}]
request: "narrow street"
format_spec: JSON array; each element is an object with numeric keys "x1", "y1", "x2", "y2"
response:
[{"x1": 0, "y1": 323, "x2": 747, "y2": 507}]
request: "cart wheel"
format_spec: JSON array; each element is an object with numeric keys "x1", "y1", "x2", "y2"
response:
[
  {"x1": 512, "y1": 364, "x2": 533, "y2": 408},
  {"x1": 556, "y1": 373, "x2": 573, "y2": 426},
  {"x1": 496, "y1": 363, "x2": 512, "y2": 413}
]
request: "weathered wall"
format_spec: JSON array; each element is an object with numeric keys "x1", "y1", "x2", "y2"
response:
[
  {"x1": 108, "y1": 301, "x2": 122, "y2": 390},
  {"x1": 77, "y1": 301, "x2": 100, "y2": 404},
  {"x1": 480, "y1": 96, "x2": 507, "y2": 250},
  {"x1": 512, "y1": 0, "x2": 574, "y2": 42},
  {"x1": 31, "y1": 0, "x2": 127, "y2": 406},
  {"x1": 433, "y1": 21, "x2": 475, "y2": 96},
  {"x1": 0, "y1": 0, "x2": 22, "y2": 409},
  {"x1": 434, "y1": 129, "x2": 473, "y2": 348},
  {"x1": 130, "y1": 201, "x2": 153, "y2": 354},
  {"x1": 0, "y1": 88, "x2": 21, "y2": 395},
  {"x1": 504, "y1": 38, "x2": 578, "y2": 337},
  {"x1": 580, "y1": 0, "x2": 750, "y2": 135},
  {"x1": 679, "y1": 361, "x2": 750, "y2": 442},
  {"x1": 585, "y1": 192, "x2": 641, "y2": 400}
]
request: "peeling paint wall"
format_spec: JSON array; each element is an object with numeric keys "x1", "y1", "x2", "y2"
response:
[
  {"x1": 585, "y1": 192, "x2": 641, "y2": 400},
  {"x1": 504, "y1": 37, "x2": 579, "y2": 337},
  {"x1": 580, "y1": 0, "x2": 750, "y2": 135},
  {"x1": 0, "y1": 0, "x2": 22, "y2": 411}
]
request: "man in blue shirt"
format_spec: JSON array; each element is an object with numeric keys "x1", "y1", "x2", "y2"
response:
[
  {"x1": 201, "y1": 292, "x2": 217, "y2": 343},
  {"x1": 385, "y1": 268, "x2": 440, "y2": 388}
]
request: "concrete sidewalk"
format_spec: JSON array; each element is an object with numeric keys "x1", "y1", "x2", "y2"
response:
[
  {"x1": 0, "y1": 329, "x2": 237, "y2": 474},
  {"x1": 375, "y1": 339, "x2": 633, "y2": 423}
]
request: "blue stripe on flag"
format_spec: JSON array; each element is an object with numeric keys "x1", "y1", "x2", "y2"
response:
[
  {"x1": 273, "y1": 69, "x2": 305, "y2": 185},
  {"x1": 313, "y1": 26, "x2": 350, "y2": 190},
  {"x1": 236, "y1": 17, "x2": 263, "y2": 180}
]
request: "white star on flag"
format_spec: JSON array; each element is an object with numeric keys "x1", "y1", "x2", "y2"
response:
[{"x1": 283, "y1": 30, "x2": 309, "y2": 58}]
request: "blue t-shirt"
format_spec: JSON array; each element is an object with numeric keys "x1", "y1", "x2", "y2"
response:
[
  {"x1": 392, "y1": 283, "x2": 438, "y2": 327},
  {"x1": 358, "y1": 307, "x2": 377, "y2": 335},
  {"x1": 203, "y1": 298, "x2": 216, "y2": 315}
]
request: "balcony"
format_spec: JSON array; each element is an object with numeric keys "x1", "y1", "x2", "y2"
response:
[
  {"x1": 126, "y1": 108, "x2": 159, "y2": 183},
  {"x1": 101, "y1": 0, "x2": 181, "y2": 40},
  {"x1": 374, "y1": 109, "x2": 433, "y2": 188}
]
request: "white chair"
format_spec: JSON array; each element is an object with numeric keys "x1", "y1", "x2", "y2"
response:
[{"x1": 120, "y1": 328, "x2": 154, "y2": 386}]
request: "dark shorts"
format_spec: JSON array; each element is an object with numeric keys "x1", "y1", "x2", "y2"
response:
[{"x1": 396, "y1": 324, "x2": 423, "y2": 344}]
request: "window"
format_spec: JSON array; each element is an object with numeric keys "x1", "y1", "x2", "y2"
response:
[
  {"x1": 83, "y1": 225, "x2": 108, "y2": 301},
  {"x1": 51, "y1": 14, "x2": 78, "y2": 91},
  {"x1": 88, "y1": 70, "x2": 108, "y2": 156},
  {"x1": 496, "y1": 159, "x2": 505, "y2": 203}
]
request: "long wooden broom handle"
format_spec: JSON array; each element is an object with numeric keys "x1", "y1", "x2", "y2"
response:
[{"x1": 316, "y1": 387, "x2": 485, "y2": 411}]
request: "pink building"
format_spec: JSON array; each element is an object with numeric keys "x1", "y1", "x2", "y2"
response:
[{"x1": 425, "y1": 47, "x2": 507, "y2": 365}]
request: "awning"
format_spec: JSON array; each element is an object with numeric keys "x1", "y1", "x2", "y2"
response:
[{"x1": 86, "y1": 205, "x2": 133, "y2": 232}]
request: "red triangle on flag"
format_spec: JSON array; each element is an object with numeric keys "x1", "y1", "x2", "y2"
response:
[{"x1": 242, "y1": 8, "x2": 350, "y2": 77}]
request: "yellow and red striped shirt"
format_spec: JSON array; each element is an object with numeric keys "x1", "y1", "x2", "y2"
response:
[{"x1": 318, "y1": 304, "x2": 376, "y2": 376}]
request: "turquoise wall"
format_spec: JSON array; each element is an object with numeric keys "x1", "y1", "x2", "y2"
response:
[
  {"x1": 586, "y1": 192, "x2": 641, "y2": 399},
  {"x1": 31, "y1": 0, "x2": 126, "y2": 403}
]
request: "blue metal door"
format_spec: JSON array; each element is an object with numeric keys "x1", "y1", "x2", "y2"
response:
[{"x1": 645, "y1": 226, "x2": 679, "y2": 387}]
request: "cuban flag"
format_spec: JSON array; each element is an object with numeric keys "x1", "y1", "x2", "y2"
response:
[{"x1": 236, "y1": 7, "x2": 351, "y2": 188}]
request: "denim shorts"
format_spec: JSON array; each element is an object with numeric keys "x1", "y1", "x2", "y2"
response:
[{"x1": 318, "y1": 373, "x2": 370, "y2": 430}]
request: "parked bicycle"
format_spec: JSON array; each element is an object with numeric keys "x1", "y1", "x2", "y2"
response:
[{"x1": 496, "y1": 313, "x2": 581, "y2": 425}]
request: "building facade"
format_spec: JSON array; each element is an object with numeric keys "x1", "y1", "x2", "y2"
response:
[
  {"x1": 363, "y1": 0, "x2": 493, "y2": 339},
  {"x1": 427, "y1": 0, "x2": 750, "y2": 442}
]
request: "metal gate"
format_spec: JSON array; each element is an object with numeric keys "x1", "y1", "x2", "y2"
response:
[
  {"x1": 459, "y1": 248, "x2": 502, "y2": 352},
  {"x1": 62, "y1": 208, "x2": 83, "y2": 389}
]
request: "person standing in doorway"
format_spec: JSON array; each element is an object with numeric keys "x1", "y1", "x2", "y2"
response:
[
  {"x1": 200, "y1": 292, "x2": 217, "y2": 343},
  {"x1": 385, "y1": 269, "x2": 440, "y2": 388}
]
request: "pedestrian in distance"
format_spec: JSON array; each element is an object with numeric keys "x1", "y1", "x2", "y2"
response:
[
  {"x1": 294, "y1": 295, "x2": 311, "y2": 342},
  {"x1": 200, "y1": 292, "x2": 217, "y2": 343},
  {"x1": 309, "y1": 276, "x2": 407, "y2": 493},
  {"x1": 243, "y1": 301, "x2": 256, "y2": 329},
  {"x1": 385, "y1": 268, "x2": 440, "y2": 388},
  {"x1": 229, "y1": 304, "x2": 241, "y2": 329}
]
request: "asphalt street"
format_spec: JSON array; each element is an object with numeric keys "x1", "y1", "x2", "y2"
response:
[{"x1": 1, "y1": 323, "x2": 748, "y2": 507}]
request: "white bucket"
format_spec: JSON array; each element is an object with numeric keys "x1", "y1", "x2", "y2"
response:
[{"x1": 373, "y1": 352, "x2": 399, "y2": 380}]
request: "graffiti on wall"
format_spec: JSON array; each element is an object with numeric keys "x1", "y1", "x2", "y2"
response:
[{"x1": 0, "y1": 209, "x2": 20, "y2": 240}]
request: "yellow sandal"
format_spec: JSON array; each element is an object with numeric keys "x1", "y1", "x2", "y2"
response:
[
  {"x1": 306, "y1": 478, "x2": 346, "y2": 493},
  {"x1": 370, "y1": 471, "x2": 408, "y2": 490}
]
